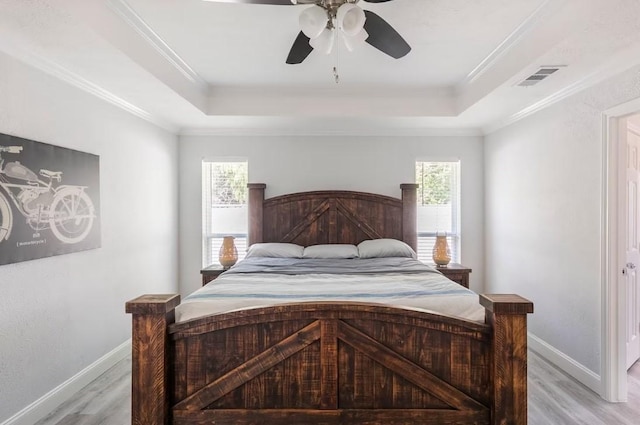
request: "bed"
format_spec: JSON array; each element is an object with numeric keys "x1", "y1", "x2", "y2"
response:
[{"x1": 126, "y1": 184, "x2": 533, "y2": 425}]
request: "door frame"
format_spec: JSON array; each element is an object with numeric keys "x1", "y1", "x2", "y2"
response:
[{"x1": 602, "y1": 98, "x2": 640, "y2": 402}]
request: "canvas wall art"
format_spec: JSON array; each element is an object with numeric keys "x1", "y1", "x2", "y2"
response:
[{"x1": 0, "y1": 132, "x2": 100, "y2": 265}]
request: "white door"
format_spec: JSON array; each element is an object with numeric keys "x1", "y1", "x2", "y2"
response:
[{"x1": 625, "y1": 119, "x2": 640, "y2": 370}]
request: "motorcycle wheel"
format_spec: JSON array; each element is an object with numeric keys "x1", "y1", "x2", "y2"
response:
[
  {"x1": 0, "y1": 193, "x2": 12, "y2": 242},
  {"x1": 49, "y1": 188, "x2": 95, "y2": 244}
]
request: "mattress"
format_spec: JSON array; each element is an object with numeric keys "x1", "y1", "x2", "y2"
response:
[{"x1": 176, "y1": 257, "x2": 485, "y2": 323}]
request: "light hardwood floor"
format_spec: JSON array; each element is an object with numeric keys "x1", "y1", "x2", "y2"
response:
[{"x1": 35, "y1": 350, "x2": 640, "y2": 425}]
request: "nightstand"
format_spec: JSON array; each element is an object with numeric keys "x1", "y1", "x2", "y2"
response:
[
  {"x1": 200, "y1": 265, "x2": 226, "y2": 286},
  {"x1": 436, "y1": 263, "x2": 472, "y2": 288}
]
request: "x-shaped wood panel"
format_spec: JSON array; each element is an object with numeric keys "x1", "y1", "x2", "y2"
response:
[
  {"x1": 281, "y1": 198, "x2": 384, "y2": 243},
  {"x1": 175, "y1": 320, "x2": 488, "y2": 413}
]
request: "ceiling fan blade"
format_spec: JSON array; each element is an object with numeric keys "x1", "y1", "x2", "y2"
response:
[
  {"x1": 363, "y1": 10, "x2": 411, "y2": 59},
  {"x1": 286, "y1": 31, "x2": 314, "y2": 64}
]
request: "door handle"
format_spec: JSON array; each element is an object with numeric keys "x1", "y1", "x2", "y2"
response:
[{"x1": 627, "y1": 263, "x2": 637, "y2": 270}]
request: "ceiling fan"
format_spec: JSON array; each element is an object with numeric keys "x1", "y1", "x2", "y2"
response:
[{"x1": 204, "y1": 0, "x2": 411, "y2": 64}]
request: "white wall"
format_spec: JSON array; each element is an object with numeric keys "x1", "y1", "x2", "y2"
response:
[
  {"x1": 179, "y1": 135, "x2": 484, "y2": 295},
  {"x1": 484, "y1": 64, "x2": 640, "y2": 377},
  {"x1": 0, "y1": 52, "x2": 179, "y2": 422}
]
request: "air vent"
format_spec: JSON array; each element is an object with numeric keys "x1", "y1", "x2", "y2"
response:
[{"x1": 517, "y1": 66, "x2": 564, "y2": 87}]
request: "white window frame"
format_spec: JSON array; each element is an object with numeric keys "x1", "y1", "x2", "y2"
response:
[
  {"x1": 202, "y1": 159, "x2": 248, "y2": 267},
  {"x1": 415, "y1": 160, "x2": 461, "y2": 264}
]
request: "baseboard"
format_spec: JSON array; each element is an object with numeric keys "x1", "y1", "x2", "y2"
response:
[
  {"x1": 528, "y1": 332, "x2": 601, "y2": 394},
  {"x1": 1, "y1": 339, "x2": 131, "y2": 425}
]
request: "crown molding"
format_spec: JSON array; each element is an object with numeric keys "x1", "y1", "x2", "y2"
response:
[
  {"x1": 179, "y1": 126, "x2": 483, "y2": 138},
  {"x1": 2, "y1": 46, "x2": 178, "y2": 133},
  {"x1": 107, "y1": 0, "x2": 209, "y2": 91},
  {"x1": 459, "y1": 0, "x2": 556, "y2": 88},
  {"x1": 483, "y1": 77, "x2": 596, "y2": 135},
  {"x1": 43, "y1": 57, "x2": 178, "y2": 133},
  {"x1": 483, "y1": 48, "x2": 640, "y2": 135}
]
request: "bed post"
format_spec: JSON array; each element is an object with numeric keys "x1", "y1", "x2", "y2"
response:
[
  {"x1": 400, "y1": 183, "x2": 418, "y2": 252},
  {"x1": 480, "y1": 294, "x2": 534, "y2": 425},
  {"x1": 248, "y1": 183, "x2": 266, "y2": 246},
  {"x1": 126, "y1": 294, "x2": 180, "y2": 425}
]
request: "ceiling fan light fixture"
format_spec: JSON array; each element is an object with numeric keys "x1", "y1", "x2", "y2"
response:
[
  {"x1": 309, "y1": 27, "x2": 335, "y2": 55},
  {"x1": 281, "y1": 0, "x2": 411, "y2": 65},
  {"x1": 342, "y1": 28, "x2": 368, "y2": 52},
  {"x1": 336, "y1": 3, "x2": 366, "y2": 36},
  {"x1": 299, "y1": 5, "x2": 328, "y2": 39}
]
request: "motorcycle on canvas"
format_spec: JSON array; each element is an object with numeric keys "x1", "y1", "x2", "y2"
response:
[{"x1": 0, "y1": 145, "x2": 95, "y2": 244}]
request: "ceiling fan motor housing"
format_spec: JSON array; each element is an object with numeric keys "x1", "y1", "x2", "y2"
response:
[{"x1": 316, "y1": 0, "x2": 360, "y2": 16}]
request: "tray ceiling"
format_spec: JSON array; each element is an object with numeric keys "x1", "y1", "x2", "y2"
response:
[{"x1": 1, "y1": 0, "x2": 639, "y2": 134}]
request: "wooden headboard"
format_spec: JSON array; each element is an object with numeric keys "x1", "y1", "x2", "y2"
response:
[{"x1": 247, "y1": 184, "x2": 418, "y2": 251}]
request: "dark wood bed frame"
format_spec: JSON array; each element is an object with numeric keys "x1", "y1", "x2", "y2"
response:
[{"x1": 127, "y1": 184, "x2": 533, "y2": 425}]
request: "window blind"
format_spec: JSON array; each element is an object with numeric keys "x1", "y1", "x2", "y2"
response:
[
  {"x1": 415, "y1": 161, "x2": 461, "y2": 263},
  {"x1": 202, "y1": 161, "x2": 248, "y2": 267}
]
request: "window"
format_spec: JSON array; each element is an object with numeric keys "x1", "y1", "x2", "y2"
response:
[
  {"x1": 202, "y1": 161, "x2": 248, "y2": 267},
  {"x1": 415, "y1": 161, "x2": 461, "y2": 263}
]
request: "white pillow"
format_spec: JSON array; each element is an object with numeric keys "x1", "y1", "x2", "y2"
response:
[
  {"x1": 245, "y1": 243, "x2": 304, "y2": 259},
  {"x1": 302, "y1": 244, "x2": 359, "y2": 259},
  {"x1": 357, "y1": 239, "x2": 417, "y2": 259}
]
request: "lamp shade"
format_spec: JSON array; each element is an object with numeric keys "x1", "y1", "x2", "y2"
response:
[
  {"x1": 342, "y1": 28, "x2": 368, "y2": 52},
  {"x1": 336, "y1": 3, "x2": 366, "y2": 36},
  {"x1": 309, "y1": 27, "x2": 335, "y2": 55},
  {"x1": 300, "y1": 5, "x2": 328, "y2": 39}
]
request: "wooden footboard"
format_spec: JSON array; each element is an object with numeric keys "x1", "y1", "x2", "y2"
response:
[{"x1": 127, "y1": 295, "x2": 532, "y2": 425}]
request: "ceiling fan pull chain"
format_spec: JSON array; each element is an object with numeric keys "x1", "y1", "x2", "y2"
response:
[{"x1": 333, "y1": 39, "x2": 340, "y2": 84}]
